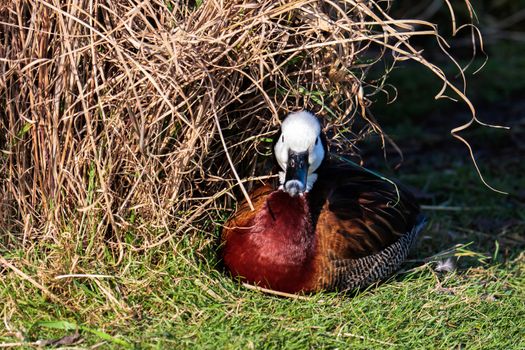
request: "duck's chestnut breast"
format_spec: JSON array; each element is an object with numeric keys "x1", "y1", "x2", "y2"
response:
[{"x1": 222, "y1": 190, "x2": 317, "y2": 293}]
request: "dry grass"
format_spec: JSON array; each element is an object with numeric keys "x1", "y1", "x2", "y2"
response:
[{"x1": 1, "y1": 1, "x2": 481, "y2": 265}]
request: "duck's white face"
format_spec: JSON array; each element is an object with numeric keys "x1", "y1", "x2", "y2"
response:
[{"x1": 274, "y1": 111, "x2": 325, "y2": 196}]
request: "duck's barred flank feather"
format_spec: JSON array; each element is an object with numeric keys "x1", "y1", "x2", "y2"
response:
[{"x1": 326, "y1": 215, "x2": 426, "y2": 291}]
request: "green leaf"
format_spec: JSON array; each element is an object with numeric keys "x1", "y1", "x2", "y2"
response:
[
  {"x1": 35, "y1": 320, "x2": 77, "y2": 331},
  {"x1": 81, "y1": 327, "x2": 132, "y2": 348},
  {"x1": 33, "y1": 320, "x2": 132, "y2": 348},
  {"x1": 17, "y1": 122, "x2": 33, "y2": 138}
]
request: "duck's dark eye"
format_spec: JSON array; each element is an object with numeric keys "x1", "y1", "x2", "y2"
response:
[{"x1": 282, "y1": 135, "x2": 284, "y2": 142}]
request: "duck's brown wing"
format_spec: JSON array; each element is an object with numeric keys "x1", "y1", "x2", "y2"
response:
[{"x1": 309, "y1": 164, "x2": 424, "y2": 291}]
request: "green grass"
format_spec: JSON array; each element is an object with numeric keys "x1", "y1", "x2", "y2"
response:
[
  {"x1": 1, "y1": 159, "x2": 524, "y2": 348},
  {"x1": 2, "y1": 258, "x2": 524, "y2": 349}
]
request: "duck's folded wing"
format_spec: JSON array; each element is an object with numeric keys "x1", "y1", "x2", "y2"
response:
[
  {"x1": 310, "y1": 171, "x2": 423, "y2": 290},
  {"x1": 320, "y1": 175, "x2": 420, "y2": 256}
]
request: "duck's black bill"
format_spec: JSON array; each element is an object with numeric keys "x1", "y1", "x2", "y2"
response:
[{"x1": 284, "y1": 150, "x2": 308, "y2": 197}]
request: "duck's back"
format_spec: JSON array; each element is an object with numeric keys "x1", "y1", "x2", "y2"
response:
[{"x1": 307, "y1": 162, "x2": 425, "y2": 291}]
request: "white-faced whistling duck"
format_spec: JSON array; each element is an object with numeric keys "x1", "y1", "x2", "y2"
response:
[{"x1": 221, "y1": 110, "x2": 426, "y2": 293}]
